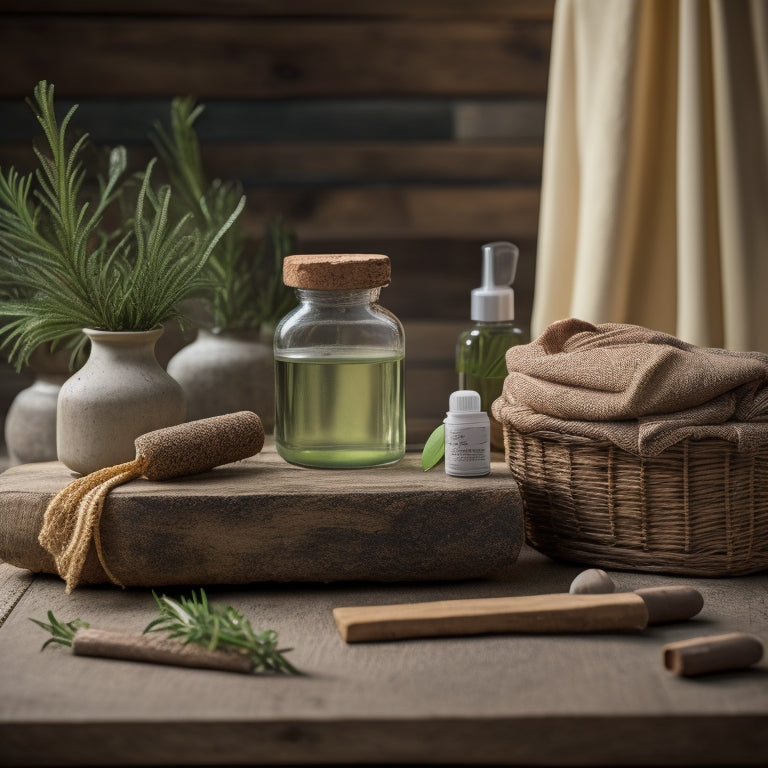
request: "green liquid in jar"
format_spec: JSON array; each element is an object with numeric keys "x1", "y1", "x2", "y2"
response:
[{"x1": 275, "y1": 349, "x2": 405, "y2": 468}]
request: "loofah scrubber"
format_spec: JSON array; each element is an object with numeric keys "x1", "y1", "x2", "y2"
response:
[{"x1": 38, "y1": 411, "x2": 264, "y2": 592}]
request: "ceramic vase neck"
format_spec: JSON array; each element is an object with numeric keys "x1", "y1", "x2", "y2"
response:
[{"x1": 83, "y1": 327, "x2": 164, "y2": 362}]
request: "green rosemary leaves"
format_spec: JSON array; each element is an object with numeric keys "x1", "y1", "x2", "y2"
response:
[
  {"x1": 152, "y1": 97, "x2": 297, "y2": 333},
  {"x1": 30, "y1": 588, "x2": 300, "y2": 675},
  {"x1": 144, "y1": 590, "x2": 301, "y2": 675},
  {"x1": 0, "y1": 81, "x2": 245, "y2": 371},
  {"x1": 29, "y1": 611, "x2": 90, "y2": 650}
]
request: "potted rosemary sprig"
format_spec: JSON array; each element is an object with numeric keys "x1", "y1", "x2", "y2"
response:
[
  {"x1": 151, "y1": 96, "x2": 297, "y2": 335},
  {"x1": 153, "y1": 96, "x2": 297, "y2": 428},
  {"x1": 0, "y1": 81, "x2": 245, "y2": 473}
]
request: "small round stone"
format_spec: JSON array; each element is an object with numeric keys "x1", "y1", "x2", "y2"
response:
[{"x1": 569, "y1": 568, "x2": 616, "y2": 594}]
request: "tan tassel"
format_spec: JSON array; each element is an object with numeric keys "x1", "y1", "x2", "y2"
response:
[{"x1": 38, "y1": 411, "x2": 265, "y2": 592}]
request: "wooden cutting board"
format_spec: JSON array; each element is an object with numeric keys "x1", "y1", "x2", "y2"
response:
[{"x1": 0, "y1": 441, "x2": 524, "y2": 588}]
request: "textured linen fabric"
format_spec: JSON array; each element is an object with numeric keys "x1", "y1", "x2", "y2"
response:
[
  {"x1": 532, "y1": 0, "x2": 768, "y2": 353},
  {"x1": 492, "y1": 318, "x2": 768, "y2": 456}
]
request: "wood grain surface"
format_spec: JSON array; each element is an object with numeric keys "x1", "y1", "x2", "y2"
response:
[
  {"x1": 0, "y1": 443, "x2": 524, "y2": 587},
  {"x1": 1, "y1": 545, "x2": 766, "y2": 766},
  {"x1": 0, "y1": 18, "x2": 551, "y2": 99},
  {"x1": 0, "y1": 1, "x2": 556, "y2": 19}
]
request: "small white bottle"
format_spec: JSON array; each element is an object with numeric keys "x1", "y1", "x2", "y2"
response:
[{"x1": 443, "y1": 390, "x2": 491, "y2": 477}]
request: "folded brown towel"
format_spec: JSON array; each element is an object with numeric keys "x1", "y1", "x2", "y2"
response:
[{"x1": 492, "y1": 318, "x2": 768, "y2": 456}]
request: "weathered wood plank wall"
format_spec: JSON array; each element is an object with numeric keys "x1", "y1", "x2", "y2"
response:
[{"x1": 0, "y1": 1, "x2": 554, "y2": 443}]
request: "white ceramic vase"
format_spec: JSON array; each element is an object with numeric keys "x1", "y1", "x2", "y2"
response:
[
  {"x1": 57, "y1": 327, "x2": 186, "y2": 475},
  {"x1": 4, "y1": 345, "x2": 72, "y2": 465},
  {"x1": 166, "y1": 328, "x2": 275, "y2": 432}
]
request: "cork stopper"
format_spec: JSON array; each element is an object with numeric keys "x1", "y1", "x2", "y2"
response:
[{"x1": 283, "y1": 254, "x2": 391, "y2": 290}]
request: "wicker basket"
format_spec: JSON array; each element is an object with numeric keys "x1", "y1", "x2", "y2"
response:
[{"x1": 503, "y1": 426, "x2": 768, "y2": 577}]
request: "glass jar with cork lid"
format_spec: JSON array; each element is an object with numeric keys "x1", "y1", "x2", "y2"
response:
[{"x1": 274, "y1": 253, "x2": 406, "y2": 468}]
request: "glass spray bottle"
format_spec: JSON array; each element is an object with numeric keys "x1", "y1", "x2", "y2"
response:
[{"x1": 456, "y1": 241, "x2": 528, "y2": 452}]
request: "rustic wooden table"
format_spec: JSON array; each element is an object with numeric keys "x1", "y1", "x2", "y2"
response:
[{"x1": 2, "y1": 535, "x2": 767, "y2": 767}]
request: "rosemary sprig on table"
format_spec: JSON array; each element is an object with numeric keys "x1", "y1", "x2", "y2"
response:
[
  {"x1": 144, "y1": 590, "x2": 301, "y2": 675},
  {"x1": 30, "y1": 588, "x2": 300, "y2": 675}
]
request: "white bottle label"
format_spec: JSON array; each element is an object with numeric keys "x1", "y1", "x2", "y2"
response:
[{"x1": 444, "y1": 424, "x2": 490, "y2": 477}]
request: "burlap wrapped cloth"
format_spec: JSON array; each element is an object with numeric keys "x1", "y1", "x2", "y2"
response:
[{"x1": 492, "y1": 318, "x2": 768, "y2": 457}]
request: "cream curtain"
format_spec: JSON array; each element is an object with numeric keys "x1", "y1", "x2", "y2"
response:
[{"x1": 532, "y1": 0, "x2": 768, "y2": 352}]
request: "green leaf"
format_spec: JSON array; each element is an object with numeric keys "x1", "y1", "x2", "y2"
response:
[{"x1": 421, "y1": 423, "x2": 445, "y2": 471}]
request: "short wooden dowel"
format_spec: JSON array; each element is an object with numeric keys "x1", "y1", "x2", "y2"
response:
[
  {"x1": 333, "y1": 592, "x2": 651, "y2": 642},
  {"x1": 72, "y1": 628, "x2": 254, "y2": 674},
  {"x1": 663, "y1": 632, "x2": 764, "y2": 676}
]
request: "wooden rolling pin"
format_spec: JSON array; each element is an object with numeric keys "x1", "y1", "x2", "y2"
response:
[{"x1": 333, "y1": 586, "x2": 703, "y2": 643}]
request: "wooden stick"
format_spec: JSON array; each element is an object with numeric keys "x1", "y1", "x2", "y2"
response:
[
  {"x1": 333, "y1": 592, "x2": 650, "y2": 643},
  {"x1": 72, "y1": 628, "x2": 253, "y2": 674},
  {"x1": 663, "y1": 633, "x2": 764, "y2": 676}
]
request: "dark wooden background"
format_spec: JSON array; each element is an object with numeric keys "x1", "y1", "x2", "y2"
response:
[{"x1": 0, "y1": 1, "x2": 554, "y2": 445}]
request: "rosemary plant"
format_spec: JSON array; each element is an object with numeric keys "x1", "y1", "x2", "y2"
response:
[
  {"x1": 0, "y1": 81, "x2": 245, "y2": 370},
  {"x1": 151, "y1": 96, "x2": 296, "y2": 333},
  {"x1": 144, "y1": 589, "x2": 301, "y2": 674}
]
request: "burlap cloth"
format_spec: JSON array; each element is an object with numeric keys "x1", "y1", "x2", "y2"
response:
[
  {"x1": 37, "y1": 411, "x2": 265, "y2": 592},
  {"x1": 492, "y1": 318, "x2": 768, "y2": 456}
]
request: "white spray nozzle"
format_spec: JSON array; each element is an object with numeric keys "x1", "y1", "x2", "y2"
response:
[
  {"x1": 471, "y1": 241, "x2": 518, "y2": 322},
  {"x1": 482, "y1": 241, "x2": 518, "y2": 288}
]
